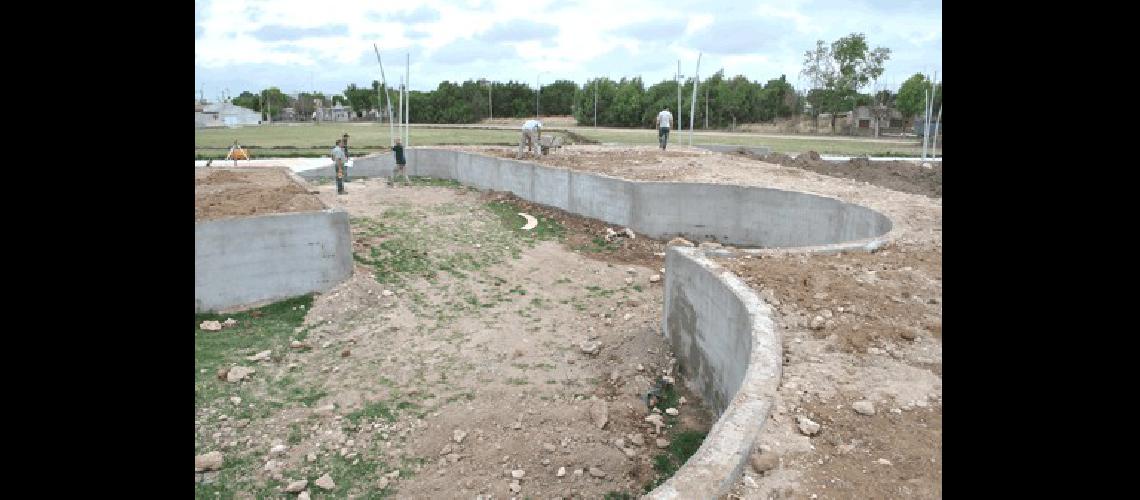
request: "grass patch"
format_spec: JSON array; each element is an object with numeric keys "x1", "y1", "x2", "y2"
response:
[
  {"x1": 407, "y1": 176, "x2": 461, "y2": 188},
  {"x1": 575, "y1": 236, "x2": 620, "y2": 253},
  {"x1": 345, "y1": 399, "x2": 418, "y2": 426},
  {"x1": 194, "y1": 295, "x2": 312, "y2": 408},
  {"x1": 484, "y1": 199, "x2": 565, "y2": 242},
  {"x1": 644, "y1": 429, "x2": 708, "y2": 492}
]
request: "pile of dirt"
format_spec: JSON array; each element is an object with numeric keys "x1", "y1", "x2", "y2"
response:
[
  {"x1": 754, "y1": 151, "x2": 943, "y2": 198},
  {"x1": 195, "y1": 168, "x2": 326, "y2": 221},
  {"x1": 721, "y1": 243, "x2": 942, "y2": 353}
]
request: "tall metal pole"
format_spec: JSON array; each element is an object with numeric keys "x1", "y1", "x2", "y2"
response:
[
  {"x1": 373, "y1": 43, "x2": 396, "y2": 146},
  {"x1": 704, "y1": 84, "x2": 709, "y2": 129},
  {"x1": 488, "y1": 81, "x2": 493, "y2": 121},
  {"x1": 921, "y1": 88, "x2": 929, "y2": 159},
  {"x1": 676, "y1": 60, "x2": 682, "y2": 132},
  {"x1": 932, "y1": 104, "x2": 942, "y2": 158},
  {"x1": 593, "y1": 80, "x2": 597, "y2": 127},
  {"x1": 405, "y1": 52, "x2": 410, "y2": 146},
  {"x1": 536, "y1": 74, "x2": 541, "y2": 119},
  {"x1": 398, "y1": 77, "x2": 404, "y2": 145},
  {"x1": 689, "y1": 52, "x2": 701, "y2": 146}
]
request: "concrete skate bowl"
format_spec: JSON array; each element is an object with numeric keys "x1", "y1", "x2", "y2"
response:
[
  {"x1": 343, "y1": 148, "x2": 893, "y2": 250},
  {"x1": 320, "y1": 149, "x2": 891, "y2": 496}
]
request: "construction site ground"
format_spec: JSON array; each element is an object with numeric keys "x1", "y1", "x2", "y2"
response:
[
  {"x1": 195, "y1": 174, "x2": 711, "y2": 499},
  {"x1": 194, "y1": 145, "x2": 942, "y2": 499},
  {"x1": 195, "y1": 168, "x2": 324, "y2": 221}
]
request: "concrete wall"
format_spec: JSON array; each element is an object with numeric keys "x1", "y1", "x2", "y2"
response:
[
  {"x1": 648, "y1": 246, "x2": 781, "y2": 499},
  {"x1": 306, "y1": 149, "x2": 892, "y2": 248},
  {"x1": 195, "y1": 209, "x2": 354, "y2": 312}
]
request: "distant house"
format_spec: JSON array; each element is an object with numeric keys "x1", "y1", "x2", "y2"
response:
[
  {"x1": 279, "y1": 107, "x2": 297, "y2": 121},
  {"x1": 195, "y1": 102, "x2": 261, "y2": 128},
  {"x1": 315, "y1": 104, "x2": 353, "y2": 122},
  {"x1": 848, "y1": 105, "x2": 904, "y2": 136}
]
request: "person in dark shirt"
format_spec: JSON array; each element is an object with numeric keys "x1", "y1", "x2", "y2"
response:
[
  {"x1": 341, "y1": 133, "x2": 350, "y2": 179},
  {"x1": 389, "y1": 139, "x2": 409, "y2": 187}
]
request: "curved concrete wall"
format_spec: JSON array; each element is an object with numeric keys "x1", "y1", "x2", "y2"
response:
[
  {"x1": 648, "y1": 246, "x2": 781, "y2": 499},
  {"x1": 339, "y1": 149, "x2": 891, "y2": 248},
  {"x1": 195, "y1": 209, "x2": 354, "y2": 312}
]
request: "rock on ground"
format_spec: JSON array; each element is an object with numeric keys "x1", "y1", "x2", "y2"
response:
[
  {"x1": 195, "y1": 451, "x2": 224, "y2": 472},
  {"x1": 283, "y1": 479, "x2": 308, "y2": 493},
  {"x1": 314, "y1": 473, "x2": 336, "y2": 490},
  {"x1": 797, "y1": 416, "x2": 821, "y2": 436},
  {"x1": 751, "y1": 453, "x2": 779, "y2": 473},
  {"x1": 226, "y1": 366, "x2": 255, "y2": 383},
  {"x1": 590, "y1": 401, "x2": 609, "y2": 429},
  {"x1": 853, "y1": 401, "x2": 876, "y2": 415}
]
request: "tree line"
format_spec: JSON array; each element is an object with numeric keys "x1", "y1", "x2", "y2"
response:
[{"x1": 226, "y1": 33, "x2": 937, "y2": 130}]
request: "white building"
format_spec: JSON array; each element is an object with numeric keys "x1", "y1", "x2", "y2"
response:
[{"x1": 195, "y1": 102, "x2": 262, "y2": 128}]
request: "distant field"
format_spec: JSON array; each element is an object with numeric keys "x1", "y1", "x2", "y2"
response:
[
  {"x1": 566, "y1": 127, "x2": 928, "y2": 156},
  {"x1": 195, "y1": 122, "x2": 931, "y2": 158}
]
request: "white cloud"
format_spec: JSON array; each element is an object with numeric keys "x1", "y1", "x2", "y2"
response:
[{"x1": 195, "y1": 0, "x2": 941, "y2": 97}]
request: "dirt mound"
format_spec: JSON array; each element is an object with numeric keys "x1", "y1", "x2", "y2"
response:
[
  {"x1": 796, "y1": 151, "x2": 822, "y2": 162},
  {"x1": 753, "y1": 153, "x2": 942, "y2": 199},
  {"x1": 195, "y1": 168, "x2": 326, "y2": 221},
  {"x1": 195, "y1": 169, "x2": 253, "y2": 186}
]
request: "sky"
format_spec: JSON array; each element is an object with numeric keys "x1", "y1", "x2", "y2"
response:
[{"x1": 194, "y1": 0, "x2": 941, "y2": 102}]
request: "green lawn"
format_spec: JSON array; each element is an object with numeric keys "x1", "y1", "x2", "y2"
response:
[
  {"x1": 566, "y1": 127, "x2": 927, "y2": 156},
  {"x1": 195, "y1": 122, "x2": 929, "y2": 157}
]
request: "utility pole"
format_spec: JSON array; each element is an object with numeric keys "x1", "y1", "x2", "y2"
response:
[
  {"x1": 676, "y1": 60, "x2": 682, "y2": 132},
  {"x1": 593, "y1": 79, "x2": 597, "y2": 127},
  {"x1": 689, "y1": 52, "x2": 701, "y2": 146},
  {"x1": 398, "y1": 76, "x2": 404, "y2": 144},
  {"x1": 373, "y1": 43, "x2": 396, "y2": 146},
  {"x1": 488, "y1": 80, "x2": 493, "y2": 121},
  {"x1": 405, "y1": 52, "x2": 410, "y2": 146}
]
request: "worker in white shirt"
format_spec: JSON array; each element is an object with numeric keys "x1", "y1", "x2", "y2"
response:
[
  {"x1": 656, "y1": 107, "x2": 673, "y2": 150},
  {"x1": 517, "y1": 119, "x2": 543, "y2": 159}
]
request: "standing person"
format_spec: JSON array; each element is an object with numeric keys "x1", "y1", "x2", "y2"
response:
[
  {"x1": 655, "y1": 107, "x2": 673, "y2": 150},
  {"x1": 331, "y1": 139, "x2": 347, "y2": 195},
  {"x1": 517, "y1": 119, "x2": 542, "y2": 158},
  {"x1": 341, "y1": 133, "x2": 351, "y2": 180},
  {"x1": 389, "y1": 138, "x2": 409, "y2": 187}
]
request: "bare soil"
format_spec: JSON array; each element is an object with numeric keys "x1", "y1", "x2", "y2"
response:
[
  {"x1": 753, "y1": 152, "x2": 943, "y2": 198},
  {"x1": 195, "y1": 167, "x2": 326, "y2": 221},
  {"x1": 195, "y1": 179, "x2": 710, "y2": 499},
  {"x1": 719, "y1": 242, "x2": 942, "y2": 499}
]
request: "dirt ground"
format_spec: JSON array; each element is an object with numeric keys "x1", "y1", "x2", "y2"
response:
[
  {"x1": 719, "y1": 243, "x2": 942, "y2": 499},
  {"x1": 196, "y1": 145, "x2": 942, "y2": 498},
  {"x1": 195, "y1": 178, "x2": 710, "y2": 499},
  {"x1": 751, "y1": 152, "x2": 943, "y2": 198},
  {"x1": 195, "y1": 167, "x2": 325, "y2": 221},
  {"x1": 451, "y1": 145, "x2": 943, "y2": 498}
]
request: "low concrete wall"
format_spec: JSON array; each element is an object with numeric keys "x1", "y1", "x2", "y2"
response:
[
  {"x1": 648, "y1": 246, "x2": 781, "y2": 499},
  {"x1": 309, "y1": 149, "x2": 892, "y2": 248},
  {"x1": 195, "y1": 209, "x2": 354, "y2": 312}
]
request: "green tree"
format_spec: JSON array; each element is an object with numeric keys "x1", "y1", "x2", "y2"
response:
[
  {"x1": 232, "y1": 91, "x2": 260, "y2": 112},
  {"x1": 539, "y1": 80, "x2": 578, "y2": 116},
  {"x1": 896, "y1": 73, "x2": 941, "y2": 127},
  {"x1": 343, "y1": 84, "x2": 375, "y2": 118},
  {"x1": 801, "y1": 33, "x2": 891, "y2": 131}
]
